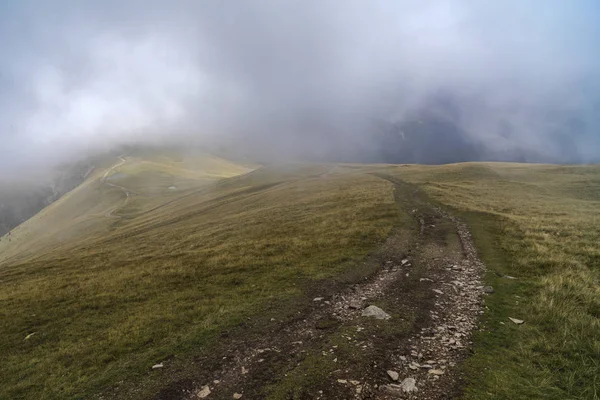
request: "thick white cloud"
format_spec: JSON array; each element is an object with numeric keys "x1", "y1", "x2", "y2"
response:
[{"x1": 0, "y1": 0, "x2": 598, "y2": 176}]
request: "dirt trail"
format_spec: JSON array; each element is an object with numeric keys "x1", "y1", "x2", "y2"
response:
[
  {"x1": 152, "y1": 176, "x2": 487, "y2": 400},
  {"x1": 100, "y1": 156, "x2": 138, "y2": 218}
]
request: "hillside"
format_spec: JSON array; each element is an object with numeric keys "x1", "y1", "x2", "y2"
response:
[
  {"x1": 0, "y1": 185, "x2": 56, "y2": 238},
  {"x1": 0, "y1": 161, "x2": 96, "y2": 237},
  {"x1": 0, "y1": 152, "x2": 253, "y2": 264},
  {"x1": 0, "y1": 160, "x2": 598, "y2": 400}
]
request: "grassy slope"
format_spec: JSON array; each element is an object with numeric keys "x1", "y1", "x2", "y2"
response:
[
  {"x1": 1, "y1": 160, "x2": 598, "y2": 399},
  {"x1": 391, "y1": 163, "x2": 600, "y2": 400},
  {"x1": 0, "y1": 162, "x2": 398, "y2": 399},
  {"x1": 0, "y1": 153, "x2": 251, "y2": 265}
]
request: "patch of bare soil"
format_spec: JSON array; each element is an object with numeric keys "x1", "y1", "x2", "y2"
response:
[{"x1": 153, "y1": 177, "x2": 487, "y2": 400}]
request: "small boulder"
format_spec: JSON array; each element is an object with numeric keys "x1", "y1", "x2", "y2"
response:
[
  {"x1": 483, "y1": 286, "x2": 494, "y2": 294},
  {"x1": 428, "y1": 369, "x2": 444, "y2": 375},
  {"x1": 196, "y1": 386, "x2": 211, "y2": 398},
  {"x1": 386, "y1": 370, "x2": 399, "y2": 381},
  {"x1": 152, "y1": 363, "x2": 164, "y2": 369},
  {"x1": 408, "y1": 362, "x2": 420, "y2": 370},
  {"x1": 400, "y1": 377, "x2": 418, "y2": 393},
  {"x1": 380, "y1": 384, "x2": 403, "y2": 396},
  {"x1": 313, "y1": 297, "x2": 324, "y2": 302},
  {"x1": 509, "y1": 317, "x2": 524, "y2": 324},
  {"x1": 361, "y1": 305, "x2": 391, "y2": 320},
  {"x1": 233, "y1": 393, "x2": 243, "y2": 399}
]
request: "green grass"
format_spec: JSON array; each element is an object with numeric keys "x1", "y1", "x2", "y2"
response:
[
  {"x1": 1, "y1": 160, "x2": 599, "y2": 399},
  {"x1": 390, "y1": 163, "x2": 600, "y2": 400},
  {"x1": 0, "y1": 163, "x2": 398, "y2": 399},
  {"x1": 0, "y1": 153, "x2": 253, "y2": 264}
]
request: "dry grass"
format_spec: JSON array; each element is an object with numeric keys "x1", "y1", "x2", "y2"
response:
[
  {"x1": 389, "y1": 163, "x2": 600, "y2": 399},
  {"x1": 1, "y1": 160, "x2": 598, "y2": 399},
  {"x1": 0, "y1": 153, "x2": 253, "y2": 264},
  {"x1": 0, "y1": 164, "x2": 398, "y2": 399}
]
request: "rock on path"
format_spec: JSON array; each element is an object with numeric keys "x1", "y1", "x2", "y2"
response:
[
  {"x1": 361, "y1": 305, "x2": 391, "y2": 320},
  {"x1": 400, "y1": 377, "x2": 418, "y2": 393},
  {"x1": 196, "y1": 386, "x2": 211, "y2": 398}
]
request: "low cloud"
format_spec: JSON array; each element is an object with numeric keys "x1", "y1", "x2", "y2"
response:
[{"x1": 1, "y1": 0, "x2": 599, "y2": 178}]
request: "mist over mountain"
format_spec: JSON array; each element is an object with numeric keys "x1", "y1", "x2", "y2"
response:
[
  {"x1": 1, "y1": 0, "x2": 599, "y2": 180},
  {"x1": 0, "y1": 160, "x2": 95, "y2": 236}
]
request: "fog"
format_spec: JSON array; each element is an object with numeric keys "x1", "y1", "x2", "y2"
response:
[{"x1": 1, "y1": 0, "x2": 599, "y2": 179}]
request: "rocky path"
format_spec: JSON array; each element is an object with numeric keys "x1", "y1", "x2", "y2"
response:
[
  {"x1": 377, "y1": 206, "x2": 487, "y2": 399},
  {"x1": 155, "y1": 176, "x2": 488, "y2": 400}
]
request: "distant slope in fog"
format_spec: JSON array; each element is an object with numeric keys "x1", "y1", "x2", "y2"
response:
[
  {"x1": 0, "y1": 162, "x2": 96, "y2": 237},
  {"x1": 0, "y1": 151, "x2": 253, "y2": 264}
]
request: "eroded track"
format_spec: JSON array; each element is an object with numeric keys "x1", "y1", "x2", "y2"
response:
[{"x1": 148, "y1": 176, "x2": 487, "y2": 400}]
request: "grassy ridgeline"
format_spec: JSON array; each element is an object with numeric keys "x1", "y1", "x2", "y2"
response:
[
  {"x1": 1, "y1": 159, "x2": 598, "y2": 399},
  {"x1": 393, "y1": 163, "x2": 600, "y2": 400},
  {"x1": 0, "y1": 163, "x2": 398, "y2": 399}
]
